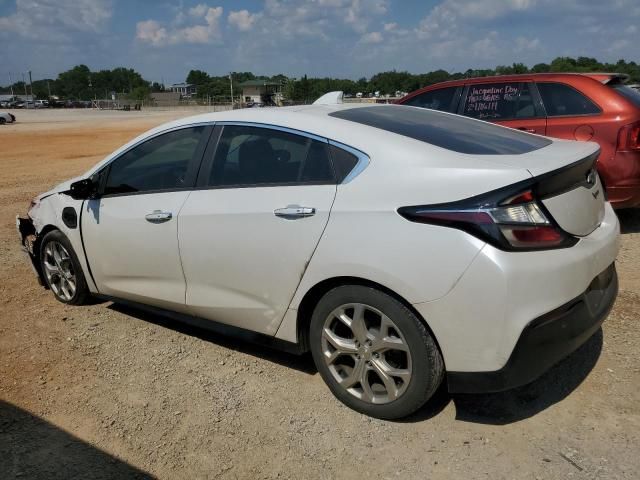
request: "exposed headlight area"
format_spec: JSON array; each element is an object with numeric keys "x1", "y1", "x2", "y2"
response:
[{"x1": 398, "y1": 186, "x2": 578, "y2": 251}]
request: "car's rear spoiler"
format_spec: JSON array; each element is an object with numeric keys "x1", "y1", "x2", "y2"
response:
[{"x1": 585, "y1": 73, "x2": 630, "y2": 85}]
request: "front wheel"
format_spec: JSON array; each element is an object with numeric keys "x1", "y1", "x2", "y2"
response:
[
  {"x1": 309, "y1": 285, "x2": 444, "y2": 420},
  {"x1": 40, "y1": 230, "x2": 90, "y2": 305}
]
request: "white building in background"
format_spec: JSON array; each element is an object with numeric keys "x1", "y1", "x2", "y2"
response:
[
  {"x1": 239, "y1": 80, "x2": 283, "y2": 106},
  {"x1": 169, "y1": 83, "x2": 197, "y2": 97}
]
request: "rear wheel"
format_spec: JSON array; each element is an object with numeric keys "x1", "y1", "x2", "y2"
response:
[
  {"x1": 40, "y1": 230, "x2": 90, "y2": 305},
  {"x1": 309, "y1": 285, "x2": 444, "y2": 419},
  {"x1": 0, "y1": 117, "x2": 6, "y2": 125}
]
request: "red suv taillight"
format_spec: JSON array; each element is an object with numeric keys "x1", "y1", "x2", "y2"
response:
[
  {"x1": 617, "y1": 121, "x2": 640, "y2": 152},
  {"x1": 398, "y1": 187, "x2": 577, "y2": 251}
]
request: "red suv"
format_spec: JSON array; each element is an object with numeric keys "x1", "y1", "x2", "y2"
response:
[{"x1": 398, "y1": 73, "x2": 640, "y2": 208}]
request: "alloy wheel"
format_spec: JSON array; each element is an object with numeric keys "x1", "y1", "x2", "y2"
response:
[
  {"x1": 321, "y1": 303, "x2": 412, "y2": 404},
  {"x1": 43, "y1": 241, "x2": 77, "y2": 301}
]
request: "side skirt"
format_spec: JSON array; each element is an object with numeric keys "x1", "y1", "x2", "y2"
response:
[{"x1": 95, "y1": 294, "x2": 305, "y2": 355}]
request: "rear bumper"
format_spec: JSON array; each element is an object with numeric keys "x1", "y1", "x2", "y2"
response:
[{"x1": 447, "y1": 263, "x2": 617, "y2": 393}]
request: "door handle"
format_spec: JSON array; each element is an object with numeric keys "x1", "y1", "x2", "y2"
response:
[
  {"x1": 274, "y1": 205, "x2": 316, "y2": 220},
  {"x1": 518, "y1": 127, "x2": 536, "y2": 133},
  {"x1": 145, "y1": 210, "x2": 173, "y2": 223}
]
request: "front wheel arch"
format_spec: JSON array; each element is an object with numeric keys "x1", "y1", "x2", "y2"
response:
[{"x1": 296, "y1": 276, "x2": 445, "y2": 365}]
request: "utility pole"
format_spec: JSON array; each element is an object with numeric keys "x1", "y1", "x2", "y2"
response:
[
  {"x1": 8, "y1": 73, "x2": 14, "y2": 96},
  {"x1": 229, "y1": 72, "x2": 233, "y2": 106},
  {"x1": 28, "y1": 70, "x2": 34, "y2": 101},
  {"x1": 47, "y1": 80, "x2": 51, "y2": 98},
  {"x1": 22, "y1": 73, "x2": 28, "y2": 102}
]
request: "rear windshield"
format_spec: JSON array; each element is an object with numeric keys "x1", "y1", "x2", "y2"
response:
[
  {"x1": 329, "y1": 105, "x2": 551, "y2": 155},
  {"x1": 611, "y1": 85, "x2": 640, "y2": 108}
]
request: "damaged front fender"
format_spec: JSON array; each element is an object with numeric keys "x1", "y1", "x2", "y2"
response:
[{"x1": 16, "y1": 215, "x2": 46, "y2": 287}]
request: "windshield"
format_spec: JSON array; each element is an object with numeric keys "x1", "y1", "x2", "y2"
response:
[{"x1": 329, "y1": 105, "x2": 551, "y2": 155}]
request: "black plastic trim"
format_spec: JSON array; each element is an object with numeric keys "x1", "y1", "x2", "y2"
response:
[
  {"x1": 447, "y1": 263, "x2": 617, "y2": 393},
  {"x1": 95, "y1": 295, "x2": 304, "y2": 355}
]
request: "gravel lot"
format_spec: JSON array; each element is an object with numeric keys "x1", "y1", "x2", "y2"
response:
[{"x1": 1, "y1": 109, "x2": 639, "y2": 479}]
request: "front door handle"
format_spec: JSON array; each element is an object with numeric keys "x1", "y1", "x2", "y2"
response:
[
  {"x1": 274, "y1": 205, "x2": 316, "y2": 220},
  {"x1": 145, "y1": 210, "x2": 173, "y2": 223},
  {"x1": 518, "y1": 127, "x2": 536, "y2": 133}
]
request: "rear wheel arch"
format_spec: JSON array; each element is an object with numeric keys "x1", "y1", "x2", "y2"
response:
[{"x1": 295, "y1": 276, "x2": 445, "y2": 362}]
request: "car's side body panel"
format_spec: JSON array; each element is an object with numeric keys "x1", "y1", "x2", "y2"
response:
[
  {"x1": 179, "y1": 185, "x2": 336, "y2": 335},
  {"x1": 81, "y1": 192, "x2": 192, "y2": 312}
]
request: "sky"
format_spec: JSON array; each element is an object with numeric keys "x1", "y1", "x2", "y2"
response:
[{"x1": 0, "y1": 0, "x2": 638, "y2": 85}]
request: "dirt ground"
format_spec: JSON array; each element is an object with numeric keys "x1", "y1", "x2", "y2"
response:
[{"x1": 1, "y1": 109, "x2": 639, "y2": 479}]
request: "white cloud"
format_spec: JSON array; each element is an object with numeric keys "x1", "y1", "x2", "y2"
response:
[
  {"x1": 136, "y1": 5, "x2": 223, "y2": 46},
  {"x1": 0, "y1": 0, "x2": 112, "y2": 41},
  {"x1": 136, "y1": 20, "x2": 168, "y2": 47},
  {"x1": 361, "y1": 31, "x2": 383, "y2": 44},
  {"x1": 514, "y1": 36, "x2": 540, "y2": 52},
  {"x1": 228, "y1": 10, "x2": 259, "y2": 31}
]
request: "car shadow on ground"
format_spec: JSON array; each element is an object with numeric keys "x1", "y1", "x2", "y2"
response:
[
  {"x1": 0, "y1": 400, "x2": 152, "y2": 480},
  {"x1": 107, "y1": 302, "x2": 318, "y2": 375},
  {"x1": 617, "y1": 208, "x2": 640, "y2": 234},
  {"x1": 107, "y1": 303, "x2": 602, "y2": 424},
  {"x1": 399, "y1": 329, "x2": 603, "y2": 425}
]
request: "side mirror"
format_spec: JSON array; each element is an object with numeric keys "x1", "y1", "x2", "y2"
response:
[{"x1": 67, "y1": 178, "x2": 98, "y2": 200}]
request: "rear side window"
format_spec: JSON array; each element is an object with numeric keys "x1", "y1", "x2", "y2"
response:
[
  {"x1": 105, "y1": 127, "x2": 206, "y2": 195},
  {"x1": 329, "y1": 145, "x2": 359, "y2": 182},
  {"x1": 209, "y1": 125, "x2": 334, "y2": 187},
  {"x1": 463, "y1": 82, "x2": 538, "y2": 120},
  {"x1": 611, "y1": 84, "x2": 640, "y2": 108},
  {"x1": 329, "y1": 105, "x2": 551, "y2": 155},
  {"x1": 537, "y1": 83, "x2": 601, "y2": 116},
  {"x1": 402, "y1": 87, "x2": 460, "y2": 112}
]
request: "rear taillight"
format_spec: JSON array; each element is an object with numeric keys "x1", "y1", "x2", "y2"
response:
[
  {"x1": 398, "y1": 188, "x2": 577, "y2": 251},
  {"x1": 617, "y1": 121, "x2": 640, "y2": 152}
]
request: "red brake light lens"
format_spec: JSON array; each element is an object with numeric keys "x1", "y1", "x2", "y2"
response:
[
  {"x1": 617, "y1": 121, "x2": 640, "y2": 152},
  {"x1": 398, "y1": 188, "x2": 576, "y2": 251}
]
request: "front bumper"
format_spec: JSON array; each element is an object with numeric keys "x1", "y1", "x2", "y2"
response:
[
  {"x1": 16, "y1": 215, "x2": 45, "y2": 286},
  {"x1": 447, "y1": 263, "x2": 617, "y2": 393}
]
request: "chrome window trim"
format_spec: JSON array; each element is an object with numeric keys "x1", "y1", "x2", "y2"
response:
[
  {"x1": 328, "y1": 140, "x2": 371, "y2": 184},
  {"x1": 217, "y1": 121, "x2": 327, "y2": 143},
  {"x1": 217, "y1": 121, "x2": 370, "y2": 184},
  {"x1": 93, "y1": 122, "x2": 214, "y2": 175}
]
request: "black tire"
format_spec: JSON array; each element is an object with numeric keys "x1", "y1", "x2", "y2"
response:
[
  {"x1": 39, "y1": 230, "x2": 90, "y2": 305},
  {"x1": 309, "y1": 285, "x2": 444, "y2": 420},
  {"x1": 0, "y1": 117, "x2": 6, "y2": 125}
]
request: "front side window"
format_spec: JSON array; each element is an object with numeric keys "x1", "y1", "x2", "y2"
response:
[
  {"x1": 403, "y1": 87, "x2": 459, "y2": 112},
  {"x1": 209, "y1": 125, "x2": 334, "y2": 187},
  {"x1": 537, "y1": 82, "x2": 601, "y2": 116},
  {"x1": 105, "y1": 127, "x2": 206, "y2": 195},
  {"x1": 463, "y1": 82, "x2": 538, "y2": 120}
]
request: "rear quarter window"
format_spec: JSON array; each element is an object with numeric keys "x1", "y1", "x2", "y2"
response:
[
  {"x1": 329, "y1": 105, "x2": 552, "y2": 155},
  {"x1": 537, "y1": 82, "x2": 601, "y2": 116},
  {"x1": 611, "y1": 85, "x2": 640, "y2": 108}
]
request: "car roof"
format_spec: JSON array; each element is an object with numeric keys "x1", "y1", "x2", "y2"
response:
[{"x1": 400, "y1": 72, "x2": 629, "y2": 96}]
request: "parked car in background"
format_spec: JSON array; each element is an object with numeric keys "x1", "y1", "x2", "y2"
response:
[
  {"x1": 0, "y1": 112, "x2": 16, "y2": 124},
  {"x1": 18, "y1": 102, "x2": 618, "y2": 419},
  {"x1": 35, "y1": 100, "x2": 49, "y2": 108},
  {"x1": 398, "y1": 73, "x2": 640, "y2": 208}
]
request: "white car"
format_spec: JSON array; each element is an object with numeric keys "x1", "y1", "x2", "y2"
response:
[
  {"x1": 17, "y1": 98, "x2": 619, "y2": 419},
  {"x1": 0, "y1": 111, "x2": 16, "y2": 124}
]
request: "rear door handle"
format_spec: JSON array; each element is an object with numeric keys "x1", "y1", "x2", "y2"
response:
[
  {"x1": 145, "y1": 210, "x2": 173, "y2": 223},
  {"x1": 274, "y1": 205, "x2": 316, "y2": 220}
]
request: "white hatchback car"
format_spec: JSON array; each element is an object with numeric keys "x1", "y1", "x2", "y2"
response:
[
  {"x1": 0, "y1": 111, "x2": 16, "y2": 124},
  {"x1": 18, "y1": 101, "x2": 619, "y2": 419}
]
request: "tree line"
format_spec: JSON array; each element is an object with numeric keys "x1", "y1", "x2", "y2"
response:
[{"x1": 2, "y1": 57, "x2": 639, "y2": 102}]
